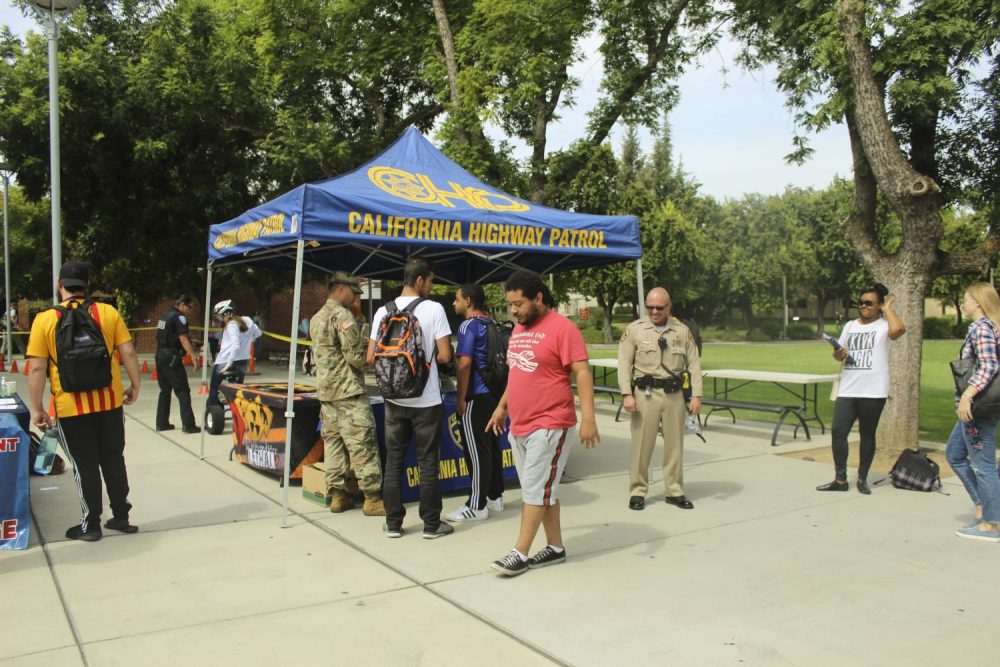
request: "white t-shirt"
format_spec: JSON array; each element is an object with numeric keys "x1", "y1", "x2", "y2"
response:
[
  {"x1": 837, "y1": 318, "x2": 891, "y2": 398},
  {"x1": 215, "y1": 316, "x2": 262, "y2": 366},
  {"x1": 370, "y1": 296, "x2": 452, "y2": 407}
]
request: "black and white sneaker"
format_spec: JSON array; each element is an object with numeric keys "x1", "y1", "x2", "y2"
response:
[
  {"x1": 490, "y1": 549, "x2": 529, "y2": 576},
  {"x1": 383, "y1": 523, "x2": 403, "y2": 538},
  {"x1": 422, "y1": 522, "x2": 454, "y2": 539},
  {"x1": 528, "y1": 545, "x2": 566, "y2": 569},
  {"x1": 445, "y1": 504, "x2": 488, "y2": 522}
]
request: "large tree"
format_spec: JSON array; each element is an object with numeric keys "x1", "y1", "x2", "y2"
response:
[{"x1": 730, "y1": 0, "x2": 1000, "y2": 448}]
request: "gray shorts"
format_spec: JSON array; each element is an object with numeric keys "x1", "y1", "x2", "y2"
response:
[{"x1": 510, "y1": 428, "x2": 573, "y2": 506}]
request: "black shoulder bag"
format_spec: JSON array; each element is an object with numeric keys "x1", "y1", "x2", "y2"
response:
[{"x1": 950, "y1": 331, "x2": 1000, "y2": 419}]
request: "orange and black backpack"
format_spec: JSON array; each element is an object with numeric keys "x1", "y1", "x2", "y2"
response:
[{"x1": 373, "y1": 298, "x2": 429, "y2": 399}]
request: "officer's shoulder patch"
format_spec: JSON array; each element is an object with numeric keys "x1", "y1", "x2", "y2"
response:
[
  {"x1": 178, "y1": 315, "x2": 187, "y2": 325},
  {"x1": 340, "y1": 319, "x2": 355, "y2": 330},
  {"x1": 620, "y1": 328, "x2": 630, "y2": 342}
]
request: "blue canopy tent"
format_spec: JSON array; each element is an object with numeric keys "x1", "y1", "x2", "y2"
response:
[{"x1": 201, "y1": 128, "x2": 643, "y2": 522}]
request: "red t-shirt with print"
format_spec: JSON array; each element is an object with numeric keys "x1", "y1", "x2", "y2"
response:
[{"x1": 505, "y1": 310, "x2": 589, "y2": 436}]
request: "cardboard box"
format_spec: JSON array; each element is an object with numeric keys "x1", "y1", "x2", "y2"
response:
[{"x1": 302, "y1": 461, "x2": 328, "y2": 506}]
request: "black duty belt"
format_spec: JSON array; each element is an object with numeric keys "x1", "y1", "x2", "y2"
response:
[{"x1": 634, "y1": 376, "x2": 679, "y2": 393}]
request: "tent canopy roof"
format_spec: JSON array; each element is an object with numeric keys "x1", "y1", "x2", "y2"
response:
[{"x1": 208, "y1": 128, "x2": 641, "y2": 284}]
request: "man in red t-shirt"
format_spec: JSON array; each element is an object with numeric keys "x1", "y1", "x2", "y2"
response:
[{"x1": 486, "y1": 271, "x2": 599, "y2": 576}]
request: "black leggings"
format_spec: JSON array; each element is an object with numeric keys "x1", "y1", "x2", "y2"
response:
[{"x1": 831, "y1": 396, "x2": 887, "y2": 481}]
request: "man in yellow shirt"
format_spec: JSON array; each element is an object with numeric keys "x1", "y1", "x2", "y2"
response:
[{"x1": 27, "y1": 261, "x2": 141, "y2": 542}]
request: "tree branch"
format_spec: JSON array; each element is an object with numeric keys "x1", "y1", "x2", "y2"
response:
[{"x1": 842, "y1": 106, "x2": 887, "y2": 270}]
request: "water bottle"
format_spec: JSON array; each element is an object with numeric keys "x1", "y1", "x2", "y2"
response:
[
  {"x1": 33, "y1": 429, "x2": 60, "y2": 475},
  {"x1": 685, "y1": 412, "x2": 701, "y2": 435},
  {"x1": 0, "y1": 376, "x2": 6, "y2": 398}
]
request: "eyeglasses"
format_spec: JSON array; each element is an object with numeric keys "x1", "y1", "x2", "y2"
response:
[
  {"x1": 645, "y1": 304, "x2": 669, "y2": 311},
  {"x1": 858, "y1": 300, "x2": 876, "y2": 307}
]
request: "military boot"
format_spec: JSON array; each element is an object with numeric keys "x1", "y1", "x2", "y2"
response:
[
  {"x1": 362, "y1": 491, "x2": 386, "y2": 516},
  {"x1": 329, "y1": 488, "x2": 354, "y2": 513}
]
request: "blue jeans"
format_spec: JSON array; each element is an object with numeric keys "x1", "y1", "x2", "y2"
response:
[
  {"x1": 206, "y1": 361, "x2": 248, "y2": 409},
  {"x1": 946, "y1": 418, "x2": 1000, "y2": 523}
]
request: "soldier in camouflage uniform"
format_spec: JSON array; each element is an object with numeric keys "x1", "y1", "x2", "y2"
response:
[{"x1": 310, "y1": 272, "x2": 385, "y2": 516}]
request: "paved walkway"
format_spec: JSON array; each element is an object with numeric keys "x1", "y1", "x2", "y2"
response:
[{"x1": 2, "y1": 359, "x2": 996, "y2": 666}]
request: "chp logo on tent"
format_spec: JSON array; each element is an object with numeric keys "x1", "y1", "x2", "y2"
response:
[{"x1": 368, "y1": 166, "x2": 530, "y2": 213}]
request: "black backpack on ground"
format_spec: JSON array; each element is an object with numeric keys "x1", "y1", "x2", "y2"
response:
[
  {"x1": 374, "y1": 298, "x2": 429, "y2": 399},
  {"x1": 475, "y1": 316, "x2": 513, "y2": 399},
  {"x1": 52, "y1": 299, "x2": 113, "y2": 393},
  {"x1": 887, "y1": 448, "x2": 942, "y2": 492}
]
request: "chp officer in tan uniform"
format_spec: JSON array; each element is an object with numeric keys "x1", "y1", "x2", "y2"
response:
[
  {"x1": 618, "y1": 287, "x2": 702, "y2": 511},
  {"x1": 310, "y1": 272, "x2": 385, "y2": 516}
]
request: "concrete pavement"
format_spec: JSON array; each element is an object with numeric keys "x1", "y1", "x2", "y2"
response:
[{"x1": 2, "y1": 358, "x2": 995, "y2": 666}]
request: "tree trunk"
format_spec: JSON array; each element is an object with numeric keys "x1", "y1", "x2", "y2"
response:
[
  {"x1": 953, "y1": 296, "x2": 962, "y2": 327},
  {"x1": 601, "y1": 300, "x2": 615, "y2": 344},
  {"x1": 816, "y1": 296, "x2": 827, "y2": 337},
  {"x1": 431, "y1": 0, "x2": 465, "y2": 143},
  {"x1": 740, "y1": 299, "x2": 754, "y2": 331}
]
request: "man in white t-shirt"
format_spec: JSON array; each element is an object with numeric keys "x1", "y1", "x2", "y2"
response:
[{"x1": 367, "y1": 257, "x2": 454, "y2": 539}]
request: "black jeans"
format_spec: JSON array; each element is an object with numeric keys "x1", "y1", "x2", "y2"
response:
[
  {"x1": 383, "y1": 402, "x2": 444, "y2": 530},
  {"x1": 58, "y1": 406, "x2": 130, "y2": 529},
  {"x1": 457, "y1": 393, "x2": 504, "y2": 510},
  {"x1": 831, "y1": 396, "x2": 887, "y2": 481},
  {"x1": 155, "y1": 349, "x2": 195, "y2": 430}
]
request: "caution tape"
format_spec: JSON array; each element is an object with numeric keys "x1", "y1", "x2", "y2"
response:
[{"x1": 260, "y1": 330, "x2": 312, "y2": 347}]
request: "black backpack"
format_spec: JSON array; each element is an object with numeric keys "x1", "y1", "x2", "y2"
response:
[
  {"x1": 374, "y1": 298, "x2": 429, "y2": 399},
  {"x1": 476, "y1": 316, "x2": 513, "y2": 399},
  {"x1": 888, "y1": 448, "x2": 942, "y2": 492},
  {"x1": 52, "y1": 299, "x2": 113, "y2": 393}
]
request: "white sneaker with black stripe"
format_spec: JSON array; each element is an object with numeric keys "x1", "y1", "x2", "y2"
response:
[
  {"x1": 446, "y1": 504, "x2": 488, "y2": 522},
  {"x1": 490, "y1": 549, "x2": 529, "y2": 576},
  {"x1": 486, "y1": 496, "x2": 504, "y2": 512}
]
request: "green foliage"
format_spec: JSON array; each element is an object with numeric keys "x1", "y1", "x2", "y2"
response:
[
  {"x1": 756, "y1": 319, "x2": 783, "y2": 340},
  {"x1": 923, "y1": 317, "x2": 957, "y2": 340},
  {"x1": 785, "y1": 322, "x2": 816, "y2": 340}
]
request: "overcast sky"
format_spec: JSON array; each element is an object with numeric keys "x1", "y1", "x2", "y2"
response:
[{"x1": 2, "y1": 2, "x2": 852, "y2": 200}]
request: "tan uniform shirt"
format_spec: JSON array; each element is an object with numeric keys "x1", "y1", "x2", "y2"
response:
[
  {"x1": 617, "y1": 317, "x2": 702, "y2": 397},
  {"x1": 311, "y1": 298, "x2": 366, "y2": 401}
]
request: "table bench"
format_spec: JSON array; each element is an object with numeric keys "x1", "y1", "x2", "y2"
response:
[{"x1": 700, "y1": 397, "x2": 810, "y2": 447}]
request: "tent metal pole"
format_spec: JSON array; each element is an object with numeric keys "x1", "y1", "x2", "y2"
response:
[
  {"x1": 199, "y1": 264, "x2": 213, "y2": 460},
  {"x1": 281, "y1": 239, "x2": 306, "y2": 527},
  {"x1": 636, "y1": 258, "x2": 644, "y2": 310}
]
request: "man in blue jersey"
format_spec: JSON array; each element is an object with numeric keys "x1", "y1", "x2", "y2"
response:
[{"x1": 446, "y1": 284, "x2": 505, "y2": 522}]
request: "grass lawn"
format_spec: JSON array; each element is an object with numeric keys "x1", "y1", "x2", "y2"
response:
[{"x1": 588, "y1": 339, "x2": 960, "y2": 444}]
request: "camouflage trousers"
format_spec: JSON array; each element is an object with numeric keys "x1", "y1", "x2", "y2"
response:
[{"x1": 320, "y1": 396, "x2": 382, "y2": 493}]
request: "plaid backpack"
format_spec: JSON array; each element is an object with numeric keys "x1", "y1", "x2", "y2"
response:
[
  {"x1": 373, "y1": 298, "x2": 429, "y2": 399},
  {"x1": 888, "y1": 449, "x2": 942, "y2": 492}
]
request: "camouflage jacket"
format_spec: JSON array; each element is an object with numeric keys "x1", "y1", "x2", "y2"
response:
[{"x1": 311, "y1": 298, "x2": 366, "y2": 401}]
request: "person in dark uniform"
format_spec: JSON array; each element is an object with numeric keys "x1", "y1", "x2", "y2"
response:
[{"x1": 155, "y1": 295, "x2": 200, "y2": 433}]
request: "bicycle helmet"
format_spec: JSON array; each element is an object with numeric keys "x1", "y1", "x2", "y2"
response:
[{"x1": 213, "y1": 299, "x2": 235, "y2": 319}]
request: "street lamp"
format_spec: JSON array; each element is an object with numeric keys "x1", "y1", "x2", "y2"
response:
[
  {"x1": 27, "y1": 0, "x2": 82, "y2": 304},
  {"x1": 0, "y1": 161, "x2": 12, "y2": 358}
]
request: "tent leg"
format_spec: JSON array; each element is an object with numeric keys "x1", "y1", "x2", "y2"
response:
[
  {"x1": 636, "y1": 258, "x2": 645, "y2": 311},
  {"x1": 199, "y1": 264, "x2": 213, "y2": 460},
  {"x1": 281, "y1": 240, "x2": 306, "y2": 527}
]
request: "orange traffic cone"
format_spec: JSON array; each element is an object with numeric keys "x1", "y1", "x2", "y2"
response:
[
  {"x1": 23, "y1": 359, "x2": 29, "y2": 376},
  {"x1": 198, "y1": 354, "x2": 204, "y2": 368},
  {"x1": 141, "y1": 360, "x2": 149, "y2": 373},
  {"x1": 10, "y1": 359, "x2": 18, "y2": 374},
  {"x1": 151, "y1": 365, "x2": 158, "y2": 381},
  {"x1": 198, "y1": 383, "x2": 209, "y2": 395},
  {"x1": 0, "y1": 354, "x2": 6, "y2": 373},
  {"x1": 183, "y1": 354, "x2": 192, "y2": 366},
  {"x1": 249, "y1": 344, "x2": 256, "y2": 375}
]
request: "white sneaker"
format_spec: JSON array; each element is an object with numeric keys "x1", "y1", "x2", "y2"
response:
[
  {"x1": 446, "y1": 504, "x2": 488, "y2": 522},
  {"x1": 486, "y1": 496, "x2": 504, "y2": 512}
]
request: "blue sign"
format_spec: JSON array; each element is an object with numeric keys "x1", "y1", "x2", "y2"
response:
[{"x1": 0, "y1": 413, "x2": 30, "y2": 550}]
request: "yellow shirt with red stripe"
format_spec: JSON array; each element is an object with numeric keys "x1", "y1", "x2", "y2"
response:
[{"x1": 26, "y1": 298, "x2": 132, "y2": 417}]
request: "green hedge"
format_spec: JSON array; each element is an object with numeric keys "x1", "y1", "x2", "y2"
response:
[
  {"x1": 923, "y1": 316, "x2": 958, "y2": 339},
  {"x1": 785, "y1": 322, "x2": 816, "y2": 340}
]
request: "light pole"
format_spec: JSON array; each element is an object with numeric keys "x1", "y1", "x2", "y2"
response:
[
  {"x1": 28, "y1": 0, "x2": 82, "y2": 304},
  {"x1": 0, "y1": 161, "x2": 12, "y2": 358}
]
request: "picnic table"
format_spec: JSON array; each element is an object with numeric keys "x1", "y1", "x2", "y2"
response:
[{"x1": 586, "y1": 359, "x2": 838, "y2": 445}]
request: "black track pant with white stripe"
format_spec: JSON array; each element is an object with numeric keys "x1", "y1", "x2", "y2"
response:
[
  {"x1": 458, "y1": 393, "x2": 504, "y2": 510},
  {"x1": 58, "y1": 406, "x2": 131, "y2": 531}
]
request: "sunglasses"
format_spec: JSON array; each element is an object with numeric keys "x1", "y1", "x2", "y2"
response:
[
  {"x1": 645, "y1": 304, "x2": 669, "y2": 311},
  {"x1": 858, "y1": 300, "x2": 877, "y2": 307}
]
